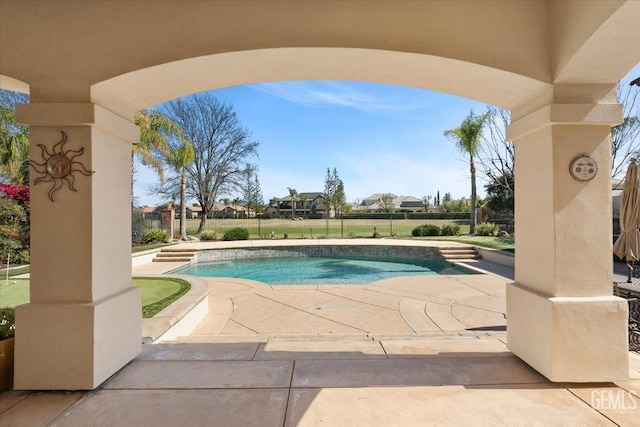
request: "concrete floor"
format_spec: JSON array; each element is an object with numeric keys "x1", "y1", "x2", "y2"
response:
[{"x1": 2, "y1": 244, "x2": 639, "y2": 426}]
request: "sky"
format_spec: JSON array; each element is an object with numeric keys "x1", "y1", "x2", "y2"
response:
[{"x1": 133, "y1": 62, "x2": 640, "y2": 207}]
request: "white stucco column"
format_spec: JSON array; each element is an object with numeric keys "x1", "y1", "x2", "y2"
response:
[
  {"x1": 13, "y1": 103, "x2": 141, "y2": 390},
  {"x1": 506, "y1": 85, "x2": 629, "y2": 382}
]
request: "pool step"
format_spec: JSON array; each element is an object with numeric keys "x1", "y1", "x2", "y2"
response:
[
  {"x1": 439, "y1": 246, "x2": 481, "y2": 261},
  {"x1": 153, "y1": 249, "x2": 198, "y2": 263}
]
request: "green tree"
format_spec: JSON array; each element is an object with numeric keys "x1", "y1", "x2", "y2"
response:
[
  {"x1": 323, "y1": 167, "x2": 344, "y2": 217},
  {"x1": 0, "y1": 184, "x2": 30, "y2": 265},
  {"x1": 232, "y1": 197, "x2": 242, "y2": 218},
  {"x1": 133, "y1": 110, "x2": 183, "y2": 199},
  {"x1": 242, "y1": 166, "x2": 263, "y2": 217},
  {"x1": 168, "y1": 139, "x2": 195, "y2": 239},
  {"x1": 444, "y1": 110, "x2": 489, "y2": 234},
  {"x1": 334, "y1": 180, "x2": 346, "y2": 215},
  {"x1": 485, "y1": 172, "x2": 514, "y2": 214},
  {"x1": 0, "y1": 90, "x2": 29, "y2": 185},
  {"x1": 287, "y1": 187, "x2": 298, "y2": 218}
]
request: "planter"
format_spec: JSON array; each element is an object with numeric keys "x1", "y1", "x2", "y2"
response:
[{"x1": 0, "y1": 337, "x2": 15, "y2": 391}]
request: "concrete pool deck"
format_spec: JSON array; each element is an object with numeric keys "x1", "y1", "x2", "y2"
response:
[{"x1": 2, "y1": 240, "x2": 639, "y2": 425}]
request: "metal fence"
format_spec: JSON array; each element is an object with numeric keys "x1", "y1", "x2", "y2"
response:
[{"x1": 136, "y1": 216, "x2": 475, "y2": 240}]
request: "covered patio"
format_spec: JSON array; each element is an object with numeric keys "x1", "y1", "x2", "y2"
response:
[{"x1": 1, "y1": 1, "x2": 640, "y2": 415}]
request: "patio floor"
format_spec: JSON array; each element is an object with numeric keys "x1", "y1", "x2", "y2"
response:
[{"x1": 1, "y1": 243, "x2": 639, "y2": 426}]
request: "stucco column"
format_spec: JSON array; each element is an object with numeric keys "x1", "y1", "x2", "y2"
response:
[
  {"x1": 13, "y1": 103, "x2": 141, "y2": 390},
  {"x1": 506, "y1": 85, "x2": 629, "y2": 382}
]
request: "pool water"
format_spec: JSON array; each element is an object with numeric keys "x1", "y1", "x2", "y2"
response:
[{"x1": 171, "y1": 256, "x2": 475, "y2": 285}]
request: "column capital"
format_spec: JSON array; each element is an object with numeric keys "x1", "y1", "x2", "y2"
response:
[
  {"x1": 506, "y1": 102, "x2": 623, "y2": 142},
  {"x1": 16, "y1": 103, "x2": 139, "y2": 143}
]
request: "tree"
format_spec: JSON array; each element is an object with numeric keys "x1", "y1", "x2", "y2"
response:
[
  {"x1": 444, "y1": 110, "x2": 489, "y2": 234},
  {"x1": 287, "y1": 187, "x2": 298, "y2": 218},
  {"x1": 323, "y1": 167, "x2": 344, "y2": 217},
  {"x1": 422, "y1": 195, "x2": 432, "y2": 212},
  {"x1": 0, "y1": 183, "x2": 30, "y2": 265},
  {"x1": 440, "y1": 192, "x2": 453, "y2": 212},
  {"x1": 133, "y1": 110, "x2": 182, "y2": 187},
  {"x1": 0, "y1": 90, "x2": 29, "y2": 185},
  {"x1": 231, "y1": 197, "x2": 241, "y2": 218},
  {"x1": 242, "y1": 166, "x2": 263, "y2": 217},
  {"x1": 477, "y1": 106, "x2": 514, "y2": 199},
  {"x1": 615, "y1": 79, "x2": 640, "y2": 183},
  {"x1": 168, "y1": 139, "x2": 195, "y2": 239},
  {"x1": 378, "y1": 194, "x2": 395, "y2": 213},
  {"x1": 162, "y1": 93, "x2": 259, "y2": 232},
  {"x1": 300, "y1": 193, "x2": 309, "y2": 218},
  {"x1": 485, "y1": 172, "x2": 514, "y2": 214},
  {"x1": 334, "y1": 180, "x2": 346, "y2": 215}
]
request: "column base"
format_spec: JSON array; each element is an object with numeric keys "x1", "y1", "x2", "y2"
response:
[
  {"x1": 14, "y1": 287, "x2": 141, "y2": 390},
  {"x1": 507, "y1": 283, "x2": 629, "y2": 382}
]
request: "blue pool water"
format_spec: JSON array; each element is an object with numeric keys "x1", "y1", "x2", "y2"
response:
[{"x1": 171, "y1": 256, "x2": 475, "y2": 285}]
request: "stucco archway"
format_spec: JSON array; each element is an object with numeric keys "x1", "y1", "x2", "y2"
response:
[{"x1": 2, "y1": 0, "x2": 640, "y2": 389}]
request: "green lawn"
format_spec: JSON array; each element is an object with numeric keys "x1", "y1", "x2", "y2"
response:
[
  {"x1": 132, "y1": 243, "x2": 174, "y2": 253},
  {"x1": 176, "y1": 217, "x2": 473, "y2": 239},
  {"x1": 132, "y1": 277, "x2": 191, "y2": 318},
  {"x1": 0, "y1": 278, "x2": 29, "y2": 307},
  {"x1": 0, "y1": 277, "x2": 190, "y2": 319}
]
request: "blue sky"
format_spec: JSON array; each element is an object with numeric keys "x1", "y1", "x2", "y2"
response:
[{"x1": 133, "y1": 62, "x2": 640, "y2": 207}]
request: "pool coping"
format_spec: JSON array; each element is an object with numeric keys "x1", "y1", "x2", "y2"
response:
[
  {"x1": 139, "y1": 274, "x2": 210, "y2": 343},
  {"x1": 133, "y1": 239, "x2": 513, "y2": 342}
]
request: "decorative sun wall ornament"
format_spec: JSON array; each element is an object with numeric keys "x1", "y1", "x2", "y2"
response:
[
  {"x1": 569, "y1": 154, "x2": 598, "y2": 182},
  {"x1": 29, "y1": 130, "x2": 94, "y2": 202}
]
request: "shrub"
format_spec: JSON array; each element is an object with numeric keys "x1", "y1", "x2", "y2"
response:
[
  {"x1": 476, "y1": 222, "x2": 500, "y2": 236},
  {"x1": 411, "y1": 224, "x2": 441, "y2": 237},
  {"x1": 440, "y1": 223, "x2": 461, "y2": 236},
  {"x1": 143, "y1": 228, "x2": 169, "y2": 243},
  {"x1": 0, "y1": 308, "x2": 15, "y2": 340},
  {"x1": 199, "y1": 230, "x2": 217, "y2": 241},
  {"x1": 223, "y1": 227, "x2": 249, "y2": 241}
]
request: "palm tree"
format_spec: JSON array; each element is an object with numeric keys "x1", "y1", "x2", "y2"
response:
[
  {"x1": 232, "y1": 197, "x2": 241, "y2": 218},
  {"x1": 133, "y1": 110, "x2": 183, "y2": 199},
  {"x1": 444, "y1": 110, "x2": 489, "y2": 235},
  {"x1": 300, "y1": 194, "x2": 309, "y2": 218},
  {"x1": 0, "y1": 104, "x2": 29, "y2": 185},
  {"x1": 287, "y1": 187, "x2": 298, "y2": 218},
  {"x1": 168, "y1": 140, "x2": 195, "y2": 239}
]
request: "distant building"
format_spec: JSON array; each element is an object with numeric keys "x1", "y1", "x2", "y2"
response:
[
  {"x1": 358, "y1": 193, "x2": 424, "y2": 213},
  {"x1": 276, "y1": 192, "x2": 327, "y2": 217}
]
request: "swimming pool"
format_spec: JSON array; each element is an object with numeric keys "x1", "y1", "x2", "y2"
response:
[{"x1": 171, "y1": 255, "x2": 475, "y2": 285}]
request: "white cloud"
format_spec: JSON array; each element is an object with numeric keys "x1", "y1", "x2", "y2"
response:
[{"x1": 250, "y1": 81, "x2": 428, "y2": 115}]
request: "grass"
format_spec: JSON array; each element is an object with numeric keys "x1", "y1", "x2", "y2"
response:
[
  {"x1": 0, "y1": 278, "x2": 29, "y2": 307},
  {"x1": 0, "y1": 277, "x2": 191, "y2": 319},
  {"x1": 132, "y1": 277, "x2": 191, "y2": 318},
  {"x1": 3, "y1": 266, "x2": 30, "y2": 278},
  {"x1": 2, "y1": 243, "x2": 176, "y2": 276},
  {"x1": 171, "y1": 217, "x2": 473, "y2": 239},
  {"x1": 131, "y1": 243, "x2": 174, "y2": 253}
]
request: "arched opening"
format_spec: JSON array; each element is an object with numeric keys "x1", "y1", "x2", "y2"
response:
[{"x1": 2, "y1": 0, "x2": 638, "y2": 392}]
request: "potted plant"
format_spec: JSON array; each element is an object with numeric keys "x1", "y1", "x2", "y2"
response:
[{"x1": 0, "y1": 307, "x2": 15, "y2": 391}]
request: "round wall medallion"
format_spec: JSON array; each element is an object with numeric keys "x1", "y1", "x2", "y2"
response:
[{"x1": 569, "y1": 155, "x2": 598, "y2": 181}]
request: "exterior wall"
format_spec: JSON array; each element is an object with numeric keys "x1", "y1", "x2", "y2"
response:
[
  {"x1": 1, "y1": 0, "x2": 639, "y2": 389},
  {"x1": 196, "y1": 245, "x2": 445, "y2": 263}
]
